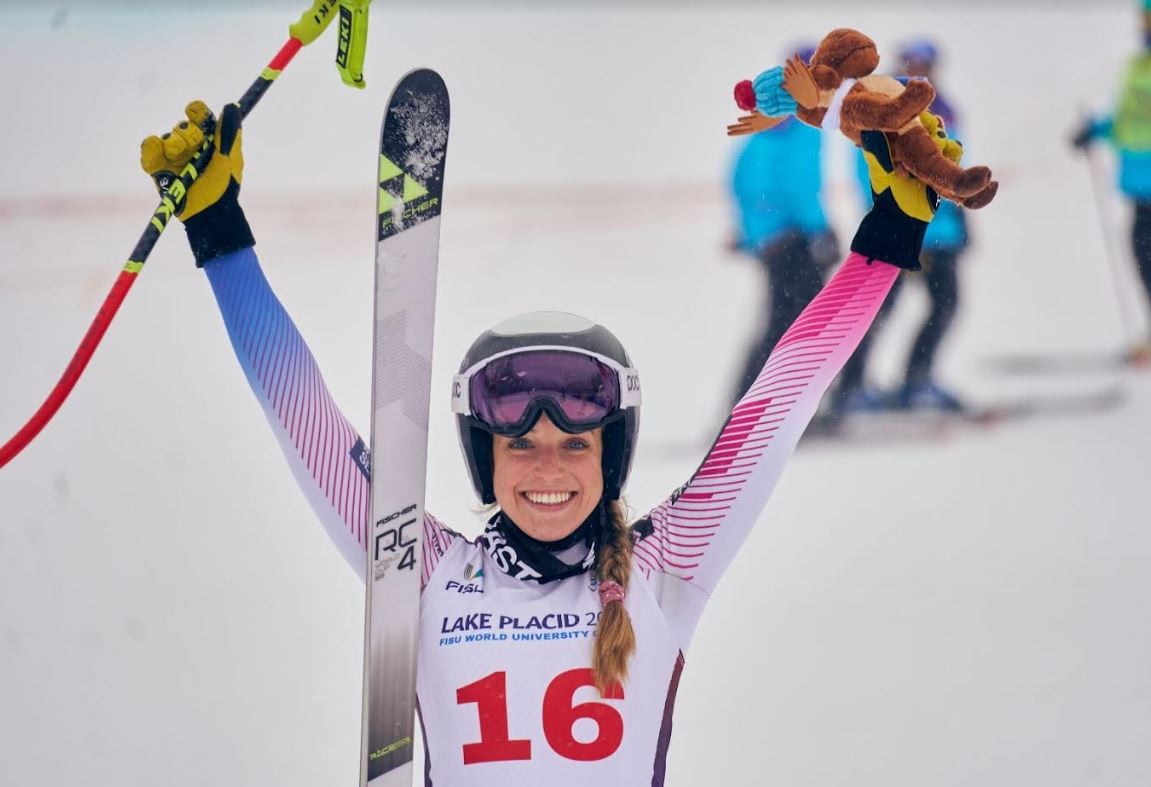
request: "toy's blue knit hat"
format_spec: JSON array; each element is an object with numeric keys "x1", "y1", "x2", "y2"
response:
[{"x1": 735, "y1": 42, "x2": 817, "y2": 118}]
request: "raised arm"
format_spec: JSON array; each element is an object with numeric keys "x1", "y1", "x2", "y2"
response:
[
  {"x1": 204, "y1": 248, "x2": 459, "y2": 584},
  {"x1": 633, "y1": 253, "x2": 900, "y2": 643},
  {"x1": 203, "y1": 247, "x2": 371, "y2": 574},
  {"x1": 141, "y1": 100, "x2": 458, "y2": 584}
]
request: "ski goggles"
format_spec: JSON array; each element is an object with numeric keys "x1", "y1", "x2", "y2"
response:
[{"x1": 451, "y1": 348, "x2": 641, "y2": 436}]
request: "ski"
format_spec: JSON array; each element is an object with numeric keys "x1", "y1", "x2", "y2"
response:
[
  {"x1": 361, "y1": 68, "x2": 450, "y2": 787},
  {"x1": 803, "y1": 386, "x2": 1126, "y2": 446},
  {"x1": 964, "y1": 385, "x2": 1127, "y2": 424},
  {"x1": 980, "y1": 350, "x2": 1148, "y2": 376}
]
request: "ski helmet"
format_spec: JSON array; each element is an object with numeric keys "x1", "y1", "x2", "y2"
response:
[
  {"x1": 899, "y1": 38, "x2": 939, "y2": 70},
  {"x1": 791, "y1": 43, "x2": 817, "y2": 65},
  {"x1": 451, "y1": 311, "x2": 641, "y2": 505}
]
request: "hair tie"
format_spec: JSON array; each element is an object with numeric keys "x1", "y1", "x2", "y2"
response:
[{"x1": 599, "y1": 580, "x2": 626, "y2": 606}]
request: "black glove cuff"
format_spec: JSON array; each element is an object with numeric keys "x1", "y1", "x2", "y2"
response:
[{"x1": 183, "y1": 179, "x2": 255, "y2": 267}]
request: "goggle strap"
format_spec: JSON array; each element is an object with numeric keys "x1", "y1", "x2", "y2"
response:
[
  {"x1": 450, "y1": 374, "x2": 470, "y2": 415},
  {"x1": 618, "y1": 366, "x2": 641, "y2": 408},
  {"x1": 458, "y1": 346, "x2": 629, "y2": 380}
]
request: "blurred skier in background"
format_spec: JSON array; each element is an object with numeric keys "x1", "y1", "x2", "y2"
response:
[
  {"x1": 829, "y1": 38, "x2": 975, "y2": 416},
  {"x1": 728, "y1": 44, "x2": 839, "y2": 406},
  {"x1": 1072, "y1": 1, "x2": 1151, "y2": 364}
]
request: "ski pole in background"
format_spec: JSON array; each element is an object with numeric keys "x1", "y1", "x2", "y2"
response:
[
  {"x1": 0, "y1": 0, "x2": 366, "y2": 471},
  {"x1": 1080, "y1": 130, "x2": 1141, "y2": 350}
]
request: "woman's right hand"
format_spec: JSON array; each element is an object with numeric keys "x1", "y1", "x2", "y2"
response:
[
  {"x1": 140, "y1": 101, "x2": 253, "y2": 267},
  {"x1": 140, "y1": 100, "x2": 245, "y2": 222}
]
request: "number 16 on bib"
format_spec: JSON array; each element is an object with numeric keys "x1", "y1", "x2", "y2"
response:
[{"x1": 361, "y1": 68, "x2": 450, "y2": 787}]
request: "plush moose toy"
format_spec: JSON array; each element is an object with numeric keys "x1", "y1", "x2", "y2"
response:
[{"x1": 730, "y1": 28, "x2": 997, "y2": 209}]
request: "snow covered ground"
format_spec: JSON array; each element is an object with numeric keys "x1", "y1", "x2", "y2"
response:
[{"x1": 2, "y1": 4, "x2": 1150, "y2": 786}]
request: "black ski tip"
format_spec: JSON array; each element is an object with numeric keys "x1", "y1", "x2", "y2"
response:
[
  {"x1": 392, "y1": 67, "x2": 448, "y2": 96},
  {"x1": 378, "y1": 68, "x2": 451, "y2": 241}
]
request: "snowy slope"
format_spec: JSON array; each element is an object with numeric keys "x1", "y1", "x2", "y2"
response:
[{"x1": 1, "y1": 5, "x2": 1149, "y2": 786}]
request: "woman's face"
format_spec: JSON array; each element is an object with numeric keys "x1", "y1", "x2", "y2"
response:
[{"x1": 491, "y1": 414, "x2": 604, "y2": 542}]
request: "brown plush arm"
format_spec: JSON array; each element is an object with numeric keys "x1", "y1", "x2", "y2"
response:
[
  {"x1": 796, "y1": 105, "x2": 828, "y2": 129},
  {"x1": 841, "y1": 80, "x2": 935, "y2": 132}
]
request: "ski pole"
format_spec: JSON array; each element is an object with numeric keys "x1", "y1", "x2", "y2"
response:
[
  {"x1": 1082, "y1": 139, "x2": 1140, "y2": 349},
  {"x1": 0, "y1": 0, "x2": 345, "y2": 471}
]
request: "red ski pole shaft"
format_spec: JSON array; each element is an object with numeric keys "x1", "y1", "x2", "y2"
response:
[{"x1": 0, "y1": 0, "x2": 342, "y2": 471}]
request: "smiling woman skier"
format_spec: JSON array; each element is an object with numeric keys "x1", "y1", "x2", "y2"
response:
[{"x1": 142, "y1": 98, "x2": 904, "y2": 784}]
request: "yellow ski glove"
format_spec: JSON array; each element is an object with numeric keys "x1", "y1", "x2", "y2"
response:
[
  {"x1": 920, "y1": 111, "x2": 964, "y2": 164},
  {"x1": 140, "y1": 100, "x2": 244, "y2": 221},
  {"x1": 140, "y1": 101, "x2": 253, "y2": 266}
]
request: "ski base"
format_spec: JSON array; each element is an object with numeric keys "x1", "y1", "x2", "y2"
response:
[{"x1": 803, "y1": 386, "x2": 1126, "y2": 446}]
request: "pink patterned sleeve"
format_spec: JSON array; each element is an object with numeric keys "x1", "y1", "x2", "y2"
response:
[
  {"x1": 633, "y1": 254, "x2": 900, "y2": 602},
  {"x1": 422, "y1": 513, "x2": 461, "y2": 588}
]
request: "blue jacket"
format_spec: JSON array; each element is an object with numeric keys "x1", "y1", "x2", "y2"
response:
[
  {"x1": 730, "y1": 117, "x2": 828, "y2": 252},
  {"x1": 1115, "y1": 149, "x2": 1151, "y2": 199},
  {"x1": 1084, "y1": 118, "x2": 1151, "y2": 199}
]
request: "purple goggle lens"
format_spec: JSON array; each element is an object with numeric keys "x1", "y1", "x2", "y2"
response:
[{"x1": 469, "y1": 351, "x2": 620, "y2": 433}]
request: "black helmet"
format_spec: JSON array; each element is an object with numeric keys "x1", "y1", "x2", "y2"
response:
[{"x1": 451, "y1": 312, "x2": 641, "y2": 504}]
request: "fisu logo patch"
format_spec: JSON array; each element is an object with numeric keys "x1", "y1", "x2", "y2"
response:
[
  {"x1": 444, "y1": 562, "x2": 485, "y2": 594},
  {"x1": 444, "y1": 580, "x2": 482, "y2": 594}
]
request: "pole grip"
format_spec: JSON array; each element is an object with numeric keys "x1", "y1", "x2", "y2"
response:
[
  {"x1": 288, "y1": 0, "x2": 342, "y2": 46},
  {"x1": 336, "y1": 0, "x2": 371, "y2": 89}
]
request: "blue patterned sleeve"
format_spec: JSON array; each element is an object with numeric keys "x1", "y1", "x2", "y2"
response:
[{"x1": 203, "y1": 247, "x2": 371, "y2": 579}]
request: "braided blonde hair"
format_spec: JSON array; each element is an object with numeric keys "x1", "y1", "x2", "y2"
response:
[{"x1": 592, "y1": 499, "x2": 636, "y2": 695}]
